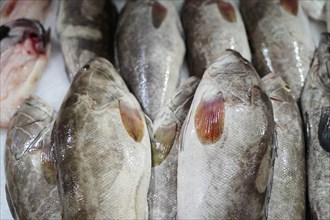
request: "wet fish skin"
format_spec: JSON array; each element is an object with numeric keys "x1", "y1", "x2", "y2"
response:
[
  {"x1": 5, "y1": 96, "x2": 61, "y2": 220},
  {"x1": 0, "y1": 18, "x2": 51, "y2": 128},
  {"x1": 301, "y1": 32, "x2": 330, "y2": 220},
  {"x1": 148, "y1": 76, "x2": 200, "y2": 219},
  {"x1": 262, "y1": 73, "x2": 306, "y2": 220},
  {"x1": 0, "y1": 0, "x2": 50, "y2": 25},
  {"x1": 52, "y1": 57, "x2": 151, "y2": 219},
  {"x1": 181, "y1": 0, "x2": 251, "y2": 77},
  {"x1": 177, "y1": 50, "x2": 275, "y2": 219},
  {"x1": 57, "y1": 0, "x2": 117, "y2": 81},
  {"x1": 240, "y1": 0, "x2": 314, "y2": 101},
  {"x1": 301, "y1": 0, "x2": 327, "y2": 22},
  {"x1": 115, "y1": 0, "x2": 185, "y2": 121}
]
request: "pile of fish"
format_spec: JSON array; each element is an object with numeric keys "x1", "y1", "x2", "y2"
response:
[{"x1": 1, "y1": 0, "x2": 329, "y2": 219}]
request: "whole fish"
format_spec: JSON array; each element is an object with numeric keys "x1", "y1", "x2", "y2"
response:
[
  {"x1": 51, "y1": 57, "x2": 151, "y2": 219},
  {"x1": 301, "y1": 32, "x2": 330, "y2": 220},
  {"x1": 5, "y1": 96, "x2": 60, "y2": 220},
  {"x1": 0, "y1": 18, "x2": 50, "y2": 128},
  {"x1": 262, "y1": 73, "x2": 306, "y2": 220},
  {"x1": 148, "y1": 76, "x2": 200, "y2": 219},
  {"x1": 240, "y1": 0, "x2": 314, "y2": 101},
  {"x1": 181, "y1": 0, "x2": 251, "y2": 77},
  {"x1": 115, "y1": 0, "x2": 185, "y2": 121},
  {"x1": 0, "y1": 0, "x2": 50, "y2": 25},
  {"x1": 57, "y1": 0, "x2": 117, "y2": 81},
  {"x1": 177, "y1": 50, "x2": 275, "y2": 219},
  {"x1": 301, "y1": 0, "x2": 327, "y2": 22}
]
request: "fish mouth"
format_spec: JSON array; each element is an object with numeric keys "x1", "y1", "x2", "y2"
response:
[{"x1": 0, "y1": 18, "x2": 50, "y2": 54}]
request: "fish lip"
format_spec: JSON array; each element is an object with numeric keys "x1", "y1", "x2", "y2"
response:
[{"x1": 0, "y1": 18, "x2": 50, "y2": 54}]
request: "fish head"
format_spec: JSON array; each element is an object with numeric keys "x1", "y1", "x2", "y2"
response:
[
  {"x1": 73, "y1": 57, "x2": 129, "y2": 93},
  {"x1": 0, "y1": 18, "x2": 50, "y2": 54},
  {"x1": 205, "y1": 49, "x2": 252, "y2": 80},
  {"x1": 262, "y1": 73, "x2": 294, "y2": 103}
]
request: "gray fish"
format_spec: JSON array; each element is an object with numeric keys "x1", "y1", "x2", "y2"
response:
[
  {"x1": 240, "y1": 0, "x2": 314, "y2": 101},
  {"x1": 115, "y1": 0, "x2": 185, "y2": 121},
  {"x1": 177, "y1": 50, "x2": 275, "y2": 219},
  {"x1": 57, "y1": 0, "x2": 117, "y2": 81},
  {"x1": 51, "y1": 57, "x2": 151, "y2": 219},
  {"x1": 262, "y1": 73, "x2": 306, "y2": 220},
  {"x1": 5, "y1": 96, "x2": 60, "y2": 220},
  {"x1": 301, "y1": 32, "x2": 330, "y2": 220},
  {"x1": 181, "y1": 0, "x2": 251, "y2": 77},
  {"x1": 148, "y1": 76, "x2": 200, "y2": 219}
]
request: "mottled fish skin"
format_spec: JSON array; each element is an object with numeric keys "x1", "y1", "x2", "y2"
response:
[
  {"x1": 5, "y1": 96, "x2": 61, "y2": 220},
  {"x1": 240, "y1": 0, "x2": 314, "y2": 101},
  {"x1": 115, "y1": 0, "x2": 185, "y2": 121},
  {"x1": 57, "y1": 0, "x2": 117, "y2": 81},
  {"x1": 0, "y1": 0, "x2": 50, "y2": 25},
  {"x1": 148, "y1": 76, "x2": 200, "y2": 219},
  {"x1": 262, "y1": 73, "x2": 306, "y2": 220},
  {"x1": 0, "y1": 18, "x2": 51, "y2": 128},
  {"x1": 52, "y1": 57, "x2": 151, "y2": 220},
  {"x1": 181, "y1": 0, "x2": 251, "y2": 77},
  {"x1": 301, "y1": 32, "x2": 330, "y2": 220},
  {"x1": 177, "y1": 50, "x2": 275, "y2": 219}
]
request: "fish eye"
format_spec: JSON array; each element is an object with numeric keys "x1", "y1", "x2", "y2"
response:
[
  {"x1": 284, "y1": 84, "x2": 291, "y2": 92},
  {"x1": 82, "y1": 64, "x2": 90, "y2": 71}
]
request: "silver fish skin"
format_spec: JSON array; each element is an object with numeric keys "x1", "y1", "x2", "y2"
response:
[
  {"x1": 115, "y1": 0, "x2": 185, "y2": 122},
  {"x1": 301, "y1": 32, "x2": 330, "y2": 220},
  {"x1": 181, "y1": 0, "x2": 251, "y2": 77},
  {"x1": 0, "y1": 18, "x2": 51, "y2": 128},
  {"x1": 5, "y1": 96, "x2": 61, "y2": 220},
  {"x1": 177, "y1": 50, "x2": 275, "y2": 220},
  {"x1": 0, "y1": 0, "x2": 50, "y2": 25},
  {"x1": 262, "y1": 73, "x2": 306, "y2": 220},
  {"x1": 57, "y1": 0, "x2": 117, "y2": 81},
  {"x1": 52, "y1": 57, "x2": 151, "y2": 220},
  {"x1": 240, "y1": 0, "x2": 314, "y2": 101},
  {"x1": 148, "y1": 76, "x2": 200, "y2": 220}
]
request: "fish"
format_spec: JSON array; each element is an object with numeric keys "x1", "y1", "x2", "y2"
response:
[
  {"x1": 56, "y1": 0, "x2": 117, "y2": 81},
  {"x1": 0, "y1": 0, "x2": 50, "y2": 25},
  {"x1": 51, "y1": 57, "x2": 151, "y2": 219},
  {"x1": 5, "y1": 96, "x2": 61, "y2": 220},
  {"x1": 181, "y1": 0, "x2": 251, "y2": 77},
  {"x1": 262, "y1": 73, "x2": 306, "y2": 220},
  {"x1": 148, "y1": 76, "x2": 200, "y2": 219},
  {"x1": 177, "y1": 50, "x2": 275, "y2": 219},
  {"x1": 0, "y1": 18, "x2": 51, "y2": 128},
  {"x1": 115, "y1": 0, "x2": 185, "y2": 122},
  {"x1": 240, "y1": 0, "x2": 314, "y2": 101},
  {"x1": 301, "y1": 0, "x2": 327, "y2": 22},
  {"x1": 300, "y1": 32, "x2": 330, "y2": 220}
]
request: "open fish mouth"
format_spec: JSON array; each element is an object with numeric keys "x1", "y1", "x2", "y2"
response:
[{"x1": 0, "y1": 18, "x2": 50, "y2": 54}]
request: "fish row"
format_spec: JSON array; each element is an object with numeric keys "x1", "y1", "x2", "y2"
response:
[{"x1": 5, "y1": 36, "x2": 330, "y2": 219}]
